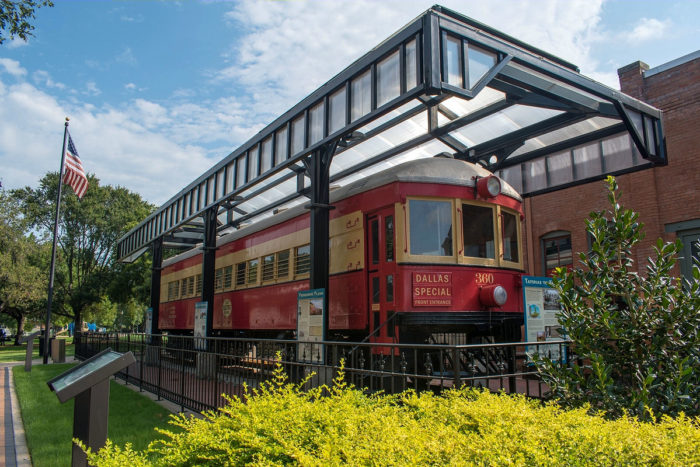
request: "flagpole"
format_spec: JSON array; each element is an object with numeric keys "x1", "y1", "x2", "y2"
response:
[{"x1": 44, "y1": 117, "x2": 70, "y2": 364}]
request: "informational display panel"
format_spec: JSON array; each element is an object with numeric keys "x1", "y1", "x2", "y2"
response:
[
  {"x1": 194, "y1": 302, "x2": 208, "y2": 351},
  {"x1": 297, "y1": 289, "x2": 325, "y2": 363},
  {"x1": 145, "y1": 308, "x2": 153, "y2": 335},
  {"x1": 47, "y1": 348, "x2": 136, "y2": 403},
  {"x1": 522, "y1": 276, "x2": 566, "y2": 362}
]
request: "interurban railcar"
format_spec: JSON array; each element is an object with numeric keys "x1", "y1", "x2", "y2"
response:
[{"x1": 159, "y1": 157, "x2": 524, "y2": 346}]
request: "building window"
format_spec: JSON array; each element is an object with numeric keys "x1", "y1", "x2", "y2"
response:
[
  {"x1": 542, "y1": 232, "x2": 573, "y2": 276},
  {"x1": 679, "y1": 228, "x2": 700, "y2": 284}
]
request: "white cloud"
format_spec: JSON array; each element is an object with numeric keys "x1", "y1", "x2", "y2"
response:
[
  {"x1": 0, "y1": 70, "x2": 258, "y2": 204},
  {"x1": 5, "y1": 37, "x2": 30, "y2": 49},
  {"x1": 216, "y1": 0, "x2": 608, "y2": 116},
  {"x1": 125, "y1": 82, "x2": 136, "y2": 90},
  {"x1": 116, "y1": 47, "x2": 137, "y2": 66},
  {"x1": 622, "y1": 18, "x2": 671, "y2": 43},
  {"x1": 85, "y1": 81, "x2": 101, "y2": 96},
  {"x1": 0, "y1": 58, "x2": 27, "y2": 77},
  {"x1": 32, "y1": 70, "x2": 66, "y2": 90}
]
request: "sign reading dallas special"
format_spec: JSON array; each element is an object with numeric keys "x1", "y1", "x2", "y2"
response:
[{"x1": 412, "y1": 272, "x2": 452, "y2": 306}]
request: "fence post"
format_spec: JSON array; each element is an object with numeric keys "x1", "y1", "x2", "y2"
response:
[{"x1": 453, "y1": 347, "x2": 461, "y2": 389}]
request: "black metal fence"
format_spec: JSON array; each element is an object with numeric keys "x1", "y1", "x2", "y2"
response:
[{"x1": 75, "y1": 333, "x2": 570, "y2": 413}]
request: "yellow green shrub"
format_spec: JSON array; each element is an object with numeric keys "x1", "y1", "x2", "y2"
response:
[{"x1": 84, "y1": 364, "x2": 700, "y2": 466}]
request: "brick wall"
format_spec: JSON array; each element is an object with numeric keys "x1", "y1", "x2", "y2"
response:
[{"x1": 523, "y1": 55, "x2": 700, "y2": 276}]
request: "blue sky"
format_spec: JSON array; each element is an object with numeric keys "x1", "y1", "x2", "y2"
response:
[{"x1": 1, "y1": 0, "x2": 698, "y2": 205}]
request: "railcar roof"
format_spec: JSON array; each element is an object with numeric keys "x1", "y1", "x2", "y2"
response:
[
  {"x1": 119, "y1": 5, "x2": 664, "y2": 262},
  {"x1": 162, "y1": 158, "x2": 518, "y2": 267}
]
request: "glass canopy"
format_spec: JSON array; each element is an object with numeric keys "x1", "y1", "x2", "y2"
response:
[{"x1": 117, "y1": 5, "x2": 664, "y2": 262}]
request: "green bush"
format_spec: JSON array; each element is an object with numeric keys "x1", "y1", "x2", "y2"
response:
[
  {"x1": 536, "y1": 176, "x2": 700, "y2": 420},
  {"x1": 83, "y1": 363, "x2": 700, "y2": 466}
]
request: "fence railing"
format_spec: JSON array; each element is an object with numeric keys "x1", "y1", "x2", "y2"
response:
[{"x1": 75, "y1": 333, "x2": 570, "y2": 413}]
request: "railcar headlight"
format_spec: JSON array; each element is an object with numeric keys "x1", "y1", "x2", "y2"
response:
[
  {"x1": 479, "y1": 284, "x2": 508, "y2": 307},
  {"x1": 476, "y1": 175, "x2": 501, "y2": 198}
]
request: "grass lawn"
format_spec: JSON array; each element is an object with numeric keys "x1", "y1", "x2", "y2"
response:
[
  {"x1": 13, "y1": 363, "x2": 178, "y2": 467},
  {"x1": 0, "y1": 337, "x2": 75, "y2": 363}
]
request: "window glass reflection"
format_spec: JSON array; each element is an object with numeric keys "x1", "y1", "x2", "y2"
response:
[
  {"x1": 351, "y1": 70, "x2": 371, "y2": 121},
  {"x1": 377, "y1": 50, "x2": 400, "y2": 107},
  {"x1": 409, "y1": 200, "x2": 453, "y2": 256},
  {"x1": 329, "y1": 87, "x2": 346, "y2": 135},
  {"x1": 405, "y1": 39, "x2": 418, "y2": 90},
  {"x1": 502, "y1": 211, "x2": 519, "y2": 262},
  {"x1": 467, "y1": 45, "x2": 496, "y2": 88},
  {"x1": 462, "y1": 204, "x2": 495, "y2": 259}
]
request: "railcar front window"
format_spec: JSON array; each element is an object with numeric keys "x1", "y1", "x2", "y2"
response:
[
  {"x1": 409, "y1": 200, "x2": 453, "y2": 256},
  {"x1": 502, "y1": 211, "x2": 520, "y2": 263},
  {"x1": 462, "y1": 204, "x2": 495, "y2": 259}
]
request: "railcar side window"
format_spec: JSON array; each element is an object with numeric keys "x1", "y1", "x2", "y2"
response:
[
  {"x1": 247, "y1": 259, "x2": 259, "y2": 285},
  {"x1": 502, "y1": 211, "x2": 520, "y2": 263},
  {"x1": 295, "y1": 245, "x2": 311, "y2": 275},
  {"x1": 462, "y1": 204, "x2": 495, "y2": 259},
  {"x1": 223, "y1": 266, "x2": 233, "y2": 289},
  {"x1": 187, "y1": 276, "x2": 194, "y2": 296},
  {"x1": 195, "y1": 274, "x2": 202, "y2": 296},
  {"x1": 409, "y1": 200, "x2": 453, "y2": 256},
  {"x1": 215, "y1": 268, "x2": 223, "y2": 291},
  {"x1": 235, "y1": 262, "x2": 246, "y2": 286},
  {"x1": 167, "y1": 281, "x2": 179, "y2": 301},
  {"x1": 276, "y1": 250, "x2": 290, "y2": 278},
  {"x1": 262, "y1": 254, "x2": 275, "y2": 281},
  {"x1": 180, "y1": 279, "x2": 187, "y2": 298}
]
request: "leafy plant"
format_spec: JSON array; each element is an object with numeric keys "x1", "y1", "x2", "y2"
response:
[
  {"x1": 82, "y1": 360, "x2": 700, "y2": 466},
  {"x1": 536, "y1": 176, "x2": 700, "y2": 419}
]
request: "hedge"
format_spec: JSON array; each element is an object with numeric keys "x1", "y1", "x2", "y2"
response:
[{"x1": 83, "y1": 364, "x2": 700, "y2": 466}]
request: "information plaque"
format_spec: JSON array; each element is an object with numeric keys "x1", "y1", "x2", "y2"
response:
[
  {"x1": 47, "y1": 348, "x2": 136, "y2": 467},
  {"x1": 21, "y1": 331, "x2": 41, "y2": 372}
]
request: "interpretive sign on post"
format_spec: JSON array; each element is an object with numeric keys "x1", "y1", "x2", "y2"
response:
[
  {"x1": 47, "y1": 348, "x2": 136, "y2": 467},
  {"x1": 194, "y1": 301, "x2": 208, "y2": 351},
  {"x1": 21, "y1": 331, "x2": 41, "y2": 372},
  {"x1": 297, "y1": 289, "x2": 325, "y2": 363},
  {"x1": 522, "y1": 276, "x2": 566, "y2": 362}
]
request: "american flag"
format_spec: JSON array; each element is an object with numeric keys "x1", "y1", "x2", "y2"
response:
[{"x1": 64, "y1": 135, "x2": 88, "y2": 199}]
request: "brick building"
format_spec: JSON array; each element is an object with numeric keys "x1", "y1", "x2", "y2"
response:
[{"x1": 522, "y1": 51, "x2": 700, "y2": 282}]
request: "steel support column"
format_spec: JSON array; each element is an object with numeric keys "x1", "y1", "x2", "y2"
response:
[
  {"x1": 306, "y1": 142, "x2": 337, "y2": 340},
  {"x1": 201, "y1": 207, "x2": 218, "y2": 338},
  {"x1": 149, "y1": 238, "x2": 163, "y2": 335}
]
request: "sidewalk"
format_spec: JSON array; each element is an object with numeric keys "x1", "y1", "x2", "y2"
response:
[{"x1": 0, "y1": 362, "x2": 31, "y2": 467}]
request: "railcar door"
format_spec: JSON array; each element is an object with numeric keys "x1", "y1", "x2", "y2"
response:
[{"x1": 366, "y1": 207, "x2": 397, "y2": 352}]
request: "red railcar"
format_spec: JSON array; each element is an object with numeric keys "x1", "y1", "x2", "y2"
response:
[{"x1": 159, "y1": 157, "x2": 524, "y2": 345}]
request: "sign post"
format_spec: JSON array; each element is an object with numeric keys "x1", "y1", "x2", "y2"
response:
[
  {"x1": 21, "y1": 331, "x2": 41, "y2": 372},
  {"x1": 47, "y1": 348, "x2": 136, "y2": 467}
]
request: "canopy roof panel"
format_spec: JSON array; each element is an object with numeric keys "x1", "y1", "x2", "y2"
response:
[{"x1": 117, "y1": 5, "x2": 665, "y2": 262}]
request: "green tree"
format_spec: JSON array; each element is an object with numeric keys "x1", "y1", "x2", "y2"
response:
[
  {"x1": 0, "y1": 190, "x2": 48, "y2": 343},
  {"x1": 536, "y1": 176, "x2": 700, "y2": 419},
  {"x1": 0, "y1": 0, "x2": 53, "y2": 45},
  {"x1": 11, "y1": 173, "x2": 154, "y2": 333}
]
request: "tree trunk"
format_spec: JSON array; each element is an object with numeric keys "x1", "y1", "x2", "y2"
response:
[{"x1": 14, "y1": 314, "x2": 25, "y2": 346}]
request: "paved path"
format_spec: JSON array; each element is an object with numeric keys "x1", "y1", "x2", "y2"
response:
[{"x1": 0, "y1": 363, "x2": 31, "y2": 466}]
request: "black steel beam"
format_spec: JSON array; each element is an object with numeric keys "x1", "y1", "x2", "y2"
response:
[
  {"x1": 149, "y1": 238, "x2": 162, "y2": 335},
  {"x1": 307, "y1": 142, "x2": 337, "y2": 341},
  {"x1": 201, "y1": 206, "x2": 218, "y2": 339}
]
